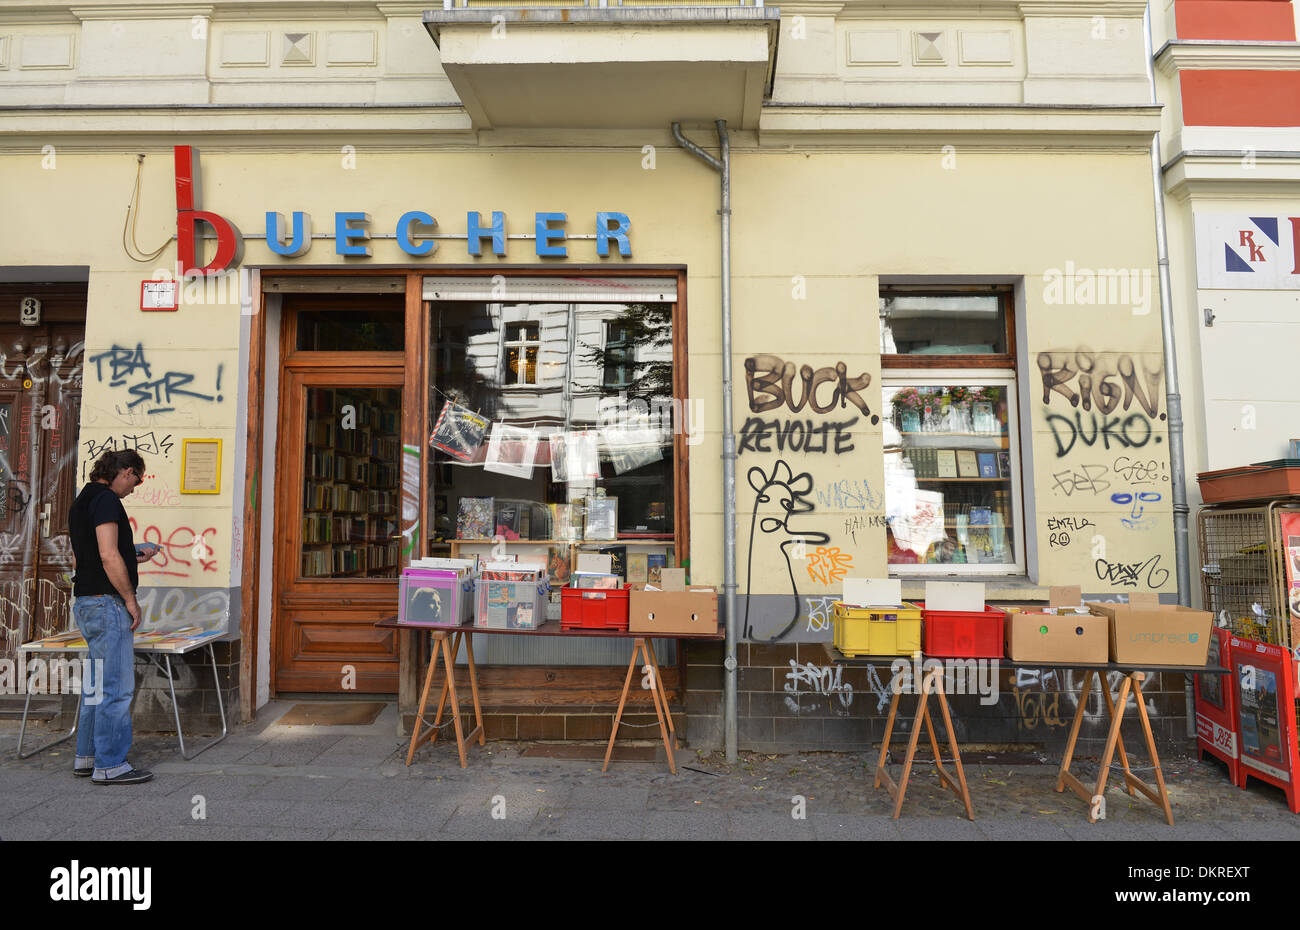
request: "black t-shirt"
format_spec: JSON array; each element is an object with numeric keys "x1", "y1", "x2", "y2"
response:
[{"x1": 70, "y1": 482, "x2": 138, "y2": 597}]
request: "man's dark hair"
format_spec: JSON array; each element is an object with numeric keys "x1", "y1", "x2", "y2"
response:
[{"x1": 89, "y1": 450, "x2": 146, "y2": 483}]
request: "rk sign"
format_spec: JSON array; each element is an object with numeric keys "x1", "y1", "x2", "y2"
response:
[
  {"x1": 1195, "y1": 213, "x2": 1300, "y2": 290},
  {"x1": 173, "y1": 146, "x2": 632, "y2": 277}
]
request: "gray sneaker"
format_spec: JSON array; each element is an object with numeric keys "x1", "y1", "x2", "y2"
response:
[{"x1": 92, "y1": 768, "x2": 154, "y2": 785}]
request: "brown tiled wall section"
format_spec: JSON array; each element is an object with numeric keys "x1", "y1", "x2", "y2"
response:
[
  {"x1": 685, "y1": 642, "x2": 1195, "y2": 756},
  {"x1": 402, "y1": 705, "x2": 686, "y2": 741}
]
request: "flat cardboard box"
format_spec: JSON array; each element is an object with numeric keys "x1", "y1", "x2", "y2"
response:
[
  {"x1": 576, "y1": 553, "x2": 613, "y2": 574},
  {"x1": 1004, "y1": 586, "x2": 1107, "y2": 664},
  {"x1": 658, "y1": 568, "x2": 687, "y2": 591},
  {"x1": 924, "y1": 581, "x2": 985, "y2": 613},
  {"x1": 1088, "y1": 598, "x2": 1213, "y2": 666},
  {"x1": 842, "y1": 578, "x2": 901, "y2": 608},
  {"x1": 628, "y1": 585, "x2": 718, "y2": 635}
]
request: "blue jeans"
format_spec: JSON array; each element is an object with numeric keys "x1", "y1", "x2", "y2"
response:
[{"x1": 73, "y1": 595, "x2": 136, "y2": 775}]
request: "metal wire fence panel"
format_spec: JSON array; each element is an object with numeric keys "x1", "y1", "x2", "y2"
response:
[{"x1": 1198, "y1": 505, "x2": 1283, "y2": 645}]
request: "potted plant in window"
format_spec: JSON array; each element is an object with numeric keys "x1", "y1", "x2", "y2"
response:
[{"x1": 893, "y1": 387, "x2": 925, "y2": 433}]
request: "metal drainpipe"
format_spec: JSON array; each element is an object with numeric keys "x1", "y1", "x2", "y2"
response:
[
  {"x1": 673, "y1": 120, "x2": 738, "y2": 763},
  {"x1": 1143, "y1": 5, "x2": 1196, "y2": 735}
]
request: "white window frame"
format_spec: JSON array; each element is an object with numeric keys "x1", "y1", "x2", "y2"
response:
[
  {"x1": 882, "y1": 369, "x2": 1026, "y2": 576},
  {"x1": 501, "y1": 319, "x2": 541, "y2": 387}
]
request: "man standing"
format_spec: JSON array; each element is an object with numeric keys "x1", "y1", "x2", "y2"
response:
[{"x1": 69, "y1": 450, "x2": 157, "y2": 785}]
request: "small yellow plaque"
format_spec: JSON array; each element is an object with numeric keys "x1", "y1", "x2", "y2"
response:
[{"x1": 180, "y1": 439, "x2": 222, "y2": 494}]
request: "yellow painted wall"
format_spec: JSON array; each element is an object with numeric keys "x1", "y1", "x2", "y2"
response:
[{"x1": 0, "y1": 143, "x2": 1173, "y2": 604}]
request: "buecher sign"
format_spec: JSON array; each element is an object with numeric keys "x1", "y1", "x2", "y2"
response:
[{"x1": 174, "y1": 145, "x2": 632, "y2": 277}]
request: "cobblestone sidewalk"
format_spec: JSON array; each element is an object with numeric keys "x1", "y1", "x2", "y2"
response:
[{"x1": 2, "y1": 703, "x2": 1297, "y2": 841}]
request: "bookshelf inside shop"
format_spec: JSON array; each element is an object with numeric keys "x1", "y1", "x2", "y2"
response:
[
  {"x1": 301, "y1": 387, "x2": 402, "y2": 579},
  {"x1": 886, "y1": 385, "x2": 1016, "y2": 566}
]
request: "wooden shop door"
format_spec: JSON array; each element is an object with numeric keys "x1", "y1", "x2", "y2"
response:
[
  {"x1": 0, "y1": 321, "x2": 84, "y2": 668},
  {"x1": 273, "y1": 368, "x2": 405, "y2": 693}
]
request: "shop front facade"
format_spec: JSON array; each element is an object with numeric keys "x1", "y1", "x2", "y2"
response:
[{"x1": 0, "y1": 0, "x2": 1186, "y2": 753}]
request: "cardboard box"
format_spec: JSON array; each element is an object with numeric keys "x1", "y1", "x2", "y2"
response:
[
  {"x1": 628, "y1": 585, "x2": 718, "y2": 635},
  {"x1": 1004, "y1": 585, "x2": 1108, "y2": 664},
  {"x1": 1087, "y1": 594, "x2": 1213, "y2": 666},
  {"x1": 842, "y1": 577, "x2": 901, "y2": 607}
]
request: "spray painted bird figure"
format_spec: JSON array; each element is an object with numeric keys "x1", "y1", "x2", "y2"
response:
[{"x1": 743, "y1": 459, "x2": 830, "y2": 642}]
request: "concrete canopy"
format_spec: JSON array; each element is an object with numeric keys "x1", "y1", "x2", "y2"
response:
[{"x1": 422, "y1": 8, "x2": 780, "y2": 130}]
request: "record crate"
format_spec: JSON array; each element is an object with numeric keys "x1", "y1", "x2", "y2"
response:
[
  {"x1": 560, "y1": 585, "x2": 631, "y2": 631},
  {"x1": 399, "y1": 567, "x2": 476, "y2": 626},
  {"x1": 920, "y1": 602, "x2": 1007, "y2": 659},
  {"x1": 475, "y1": 576, "x2": 549, "y2": 630},
  {"x1": 832, "y1": 602, "x2": 923, "y2": 657}
]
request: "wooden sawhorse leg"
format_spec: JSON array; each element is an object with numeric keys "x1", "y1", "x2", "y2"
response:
[
  {"x1": 874, "y1": 666, "x2": 974, "y2": 820},
  {"x1": 603, "y1": 637, "x2": 676, "y2": 774},
  {"x1": 404, "y1": 630, "x2": 484, "y2": 768},
  {"x1": 1056, "y1": 670, "x2": 1173, "y2": 825}
]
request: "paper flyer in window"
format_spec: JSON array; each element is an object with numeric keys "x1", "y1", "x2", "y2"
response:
[
  {"x1": 600, "y1": 427, "x2": 663, "y2": 475},
  {"x1": 430, "y1": 400, "x2": 490, "y2": 463},
  {"x1": 561, "y1": 430, "x2": 601, "y2": 482},
  {"x1": 483, "y1": 423, "x2": 540, "y2": 479},
  {"x1": 548, "y1": 432, "x2": 567, "y2": 478},
  {"x1": 891, "y1": 489, "x2": 946, "y2": 557}
]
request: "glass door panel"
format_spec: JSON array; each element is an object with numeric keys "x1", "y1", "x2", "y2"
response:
[{"x1": 300, "y1": 386, "x2": 402, "y2": 580}]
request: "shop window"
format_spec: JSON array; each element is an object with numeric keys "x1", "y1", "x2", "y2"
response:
[
  {"x1": 427, "y1": 296, "x2": 679, "y2": 601},
  {"x1": 301, "y1": 386, "x2": 402, "y2": 579},
  {"x1": 880, "y1": 289, "x2": 1024, "y2": 574},
  {"x1": 295, "y1": 302, "x2": 405, "y2": 352}
]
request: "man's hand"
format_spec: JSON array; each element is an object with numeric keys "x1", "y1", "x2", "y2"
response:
[
  {"x1": 135, "y1": 542, "x2": 159, "y2": 563},
  {"x1": 126, "y1": 599, "x2": 142, "y2": 632}
]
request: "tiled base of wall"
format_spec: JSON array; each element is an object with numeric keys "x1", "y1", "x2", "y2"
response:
[
  {"x1": 129, "y1": 640, "x2": 239, "y2": 735},
  {"x1": 685, "y1": 641, "x2": 1195, "y2": 756},
  {"x1": 400, "y1": 704, "x2": 686, "y2": 742}
]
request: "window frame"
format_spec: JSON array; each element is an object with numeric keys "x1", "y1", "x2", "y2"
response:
[
  {"x1": 501, "y1": 318, "x2": 541, "y2": 387},
  {"x1": 602, "y1": 319, "x2": 635, "y2": 391},
  {"x1": 419, "y1": 268, "x2": 691, "y2": 576},
  {"x1": 880, "y1": 288, "x2": 1016, "y2": 370},
  {"x1": 881, "y1": 370, "x2": 1027, "y2": 576},
  {"x1": 878, "y1": 285, "x2": 1025, "y2": 577}
]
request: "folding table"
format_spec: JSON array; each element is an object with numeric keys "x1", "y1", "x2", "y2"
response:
[
  {"x1": 826, "y1": 646, "x2": 1228, "y2": 825},
  {"x1": 377, "y1": 617, "x2": 723, "y2": 774},
  {"x1": 15, "y1": 628, "x2": 229, "y2": 761}
]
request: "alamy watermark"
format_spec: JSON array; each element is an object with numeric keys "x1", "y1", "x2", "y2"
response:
[
  {"x1": 149, "y1": 262, "x2": 254, "y2": 314},
  {"x1": 1043, "y1": 262, "x2": 1154, "y2": 315},
  {"x1": 596, "y1": 390, "x2": 704, "y2": 446},
  {"x1": 888, "y1": 653, "x2": 1001, "y2": 706},
  {"x1": 0, "y1": 656, "x2": 104, "y2": 705}
]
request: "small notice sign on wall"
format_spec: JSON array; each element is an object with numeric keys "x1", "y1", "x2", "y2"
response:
[
  {"x1": 181, "y1": 439, "x2": 222, "y2": 494},
  {"x1": 141, "y1": 280, "x2": 178, "y2": 311}
]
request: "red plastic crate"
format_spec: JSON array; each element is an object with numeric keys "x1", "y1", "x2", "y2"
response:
[
  {"x1": 560, "y1": 586, "x2": 630, "y2": 631},
  {"x1": 920, "y1": 602, "x2": 1007, "y2": 659}
]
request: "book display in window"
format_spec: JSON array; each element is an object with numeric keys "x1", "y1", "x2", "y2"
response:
[
  {"x1": 300, "y1": 387, "x2": 402, "y2": 579},
  {"x1": 456, "y1": 496, "x2": 495, "y2": 540},
  {"x1": 884, "y1": 384, "x2": 1017, "y2": 567}
]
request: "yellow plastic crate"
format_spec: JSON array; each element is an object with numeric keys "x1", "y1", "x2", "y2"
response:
[{"x1": 833, "y1": 602, "x2": 923, "y2": 657}]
